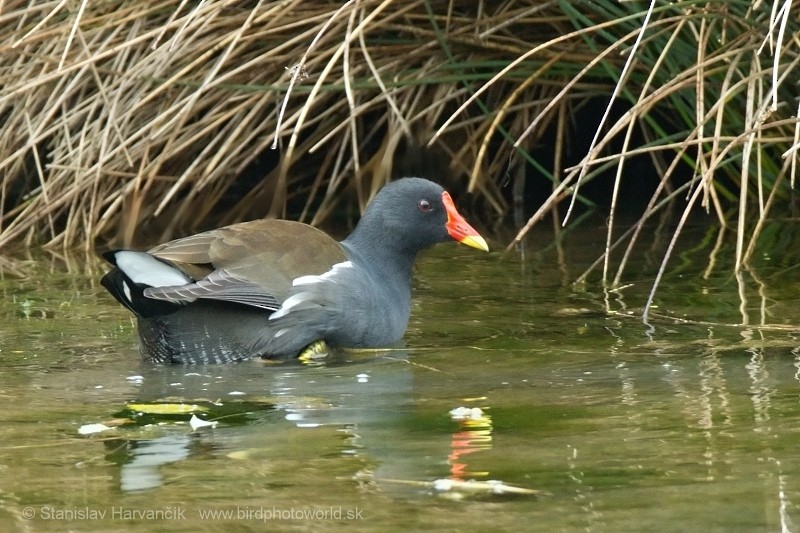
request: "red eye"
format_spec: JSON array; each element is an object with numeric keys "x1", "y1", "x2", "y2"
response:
[{"x1": 418, "y1": 199, "x2": 432, "y2": 212}]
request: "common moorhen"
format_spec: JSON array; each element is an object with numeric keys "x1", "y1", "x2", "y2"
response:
[{"x1": 101, "y1": 177, "x2": 488, "y2": 364}]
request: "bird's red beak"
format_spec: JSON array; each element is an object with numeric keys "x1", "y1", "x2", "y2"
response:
[{"x1": 442, "y1": 191, "x2": 489, "y2": 252}]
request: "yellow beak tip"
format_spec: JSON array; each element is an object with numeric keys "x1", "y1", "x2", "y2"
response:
[{"x1": 460, "y1": 234, "x2": 490, "y2": 252}]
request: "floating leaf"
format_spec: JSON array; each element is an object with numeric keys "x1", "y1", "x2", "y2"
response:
[
  {"x1": 189, "y1": 415, "x2": 218, "y2": 431},
  {"x1": 78, "y1": 423, "x2": 113, "y2": 435},
  {"x1": 126, "y1": 403, "x2": 209, "y2": 415},
  {"x1": 449, "y1": 407, "x2": 486, "y2": 421},
  {"x1": 383, "y1": 477, "x2": 541, "y2": 497},
  {"x1": 433, "y1": 478, "x2": 540, "y2": 496}
]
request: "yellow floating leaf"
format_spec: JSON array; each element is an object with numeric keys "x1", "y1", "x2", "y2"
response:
[{"x1": 126, "y1": 403, "x2": 209, "y2": 415}]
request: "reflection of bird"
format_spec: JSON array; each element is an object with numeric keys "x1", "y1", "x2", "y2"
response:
[
  {"x1": 100, "y1": 178, "x2": 488, "y2": 364},
  {"x1": 104, "y1": 352, "x2": 418, "y2": 494}
]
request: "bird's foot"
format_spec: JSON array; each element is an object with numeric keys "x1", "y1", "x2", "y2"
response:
[{"x1": 298, "y1": 340, "x2": 329, "y2": 364}]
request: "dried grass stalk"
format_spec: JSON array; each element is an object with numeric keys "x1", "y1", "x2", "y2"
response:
[{"x1": 0, "y1": 1, "x2": 797, "y2": 319}]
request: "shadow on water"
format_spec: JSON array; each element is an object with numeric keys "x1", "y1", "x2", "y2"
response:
[{"x1": 4, "y1": 220, "x2": 800, "y2": 531}]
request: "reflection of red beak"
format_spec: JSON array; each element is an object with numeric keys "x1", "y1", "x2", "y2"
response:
[{"x1": 442, "y1": 192, "x2": 489, "y2": 252}]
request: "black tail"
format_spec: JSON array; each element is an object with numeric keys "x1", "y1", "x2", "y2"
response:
[{"x1": 100, "y1": 250, "x2": 185, "y2": 318}]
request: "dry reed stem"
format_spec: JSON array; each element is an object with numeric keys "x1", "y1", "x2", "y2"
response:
[
  {"x1": 0, "y1": 0, "x2": 797, "y2": 317},
  {"x1": 1, "y1": 1, "x2": 517, "y2": 247}
]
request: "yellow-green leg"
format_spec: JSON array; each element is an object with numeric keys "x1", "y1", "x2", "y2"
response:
[{"x1": 298, "y1": 340, "x2": 329, "y2": 363}]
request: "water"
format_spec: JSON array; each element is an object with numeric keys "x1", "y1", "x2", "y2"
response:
[{"x1": 2, "y1": 222, "x2": 800, "y2": 532}]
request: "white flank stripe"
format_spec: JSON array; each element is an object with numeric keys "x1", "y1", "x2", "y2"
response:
[
  {"x1": 115, "y1": 251, "x2": 192, "y2": 287},
  {"x1": 269, "y1": 292, "x2": 315, "y2": 321},
  {"x1": 292, "y1": 261, "x2": 353, "y2": 287}
]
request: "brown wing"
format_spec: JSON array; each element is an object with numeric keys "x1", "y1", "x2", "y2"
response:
[{"x1": 144, "y1": 219, "x2": 348, "y2": 306}]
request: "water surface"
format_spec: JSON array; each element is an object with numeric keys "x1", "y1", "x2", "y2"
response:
[{"x1": 2, "y1": 222, "x2": 800, "y2": 532}]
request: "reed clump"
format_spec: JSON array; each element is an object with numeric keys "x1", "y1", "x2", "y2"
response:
[{"x1": 0, "y1": 1, "x2": 797, "y2": 313}]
